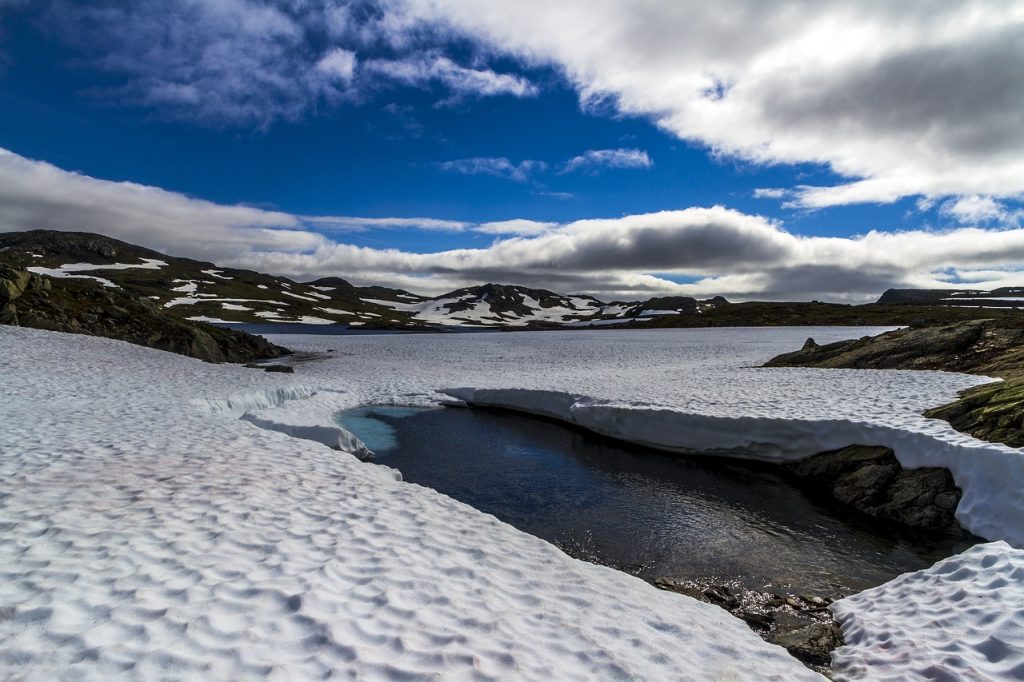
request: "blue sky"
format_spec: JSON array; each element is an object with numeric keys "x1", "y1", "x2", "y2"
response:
[{"x1": 0, "y1": 1, "x2": 1022, "y2": 300}]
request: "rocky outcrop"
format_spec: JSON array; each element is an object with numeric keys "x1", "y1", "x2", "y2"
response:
[
  {"x1": 785, "y1": 446, "x2": 964, "y2": 535},
  {"x1": 0, "y1": 267, "x2": 289, "y2": 363},
  {"x1": 925, "y1": 377, "x2": 1024, "y2": 448},
  {"x1": 764, "y1": 320, "x2": 1024, "y2": 374}
]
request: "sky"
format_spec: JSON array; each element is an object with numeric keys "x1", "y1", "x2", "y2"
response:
[{"x1": 0, "y1": 0, "x2": 1023, "y2": 301}]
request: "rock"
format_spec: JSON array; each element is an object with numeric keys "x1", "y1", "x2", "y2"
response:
[
  {"x1": 786, "y1": 445, "x2": 964, "y2": 534},
  {"x1": 768, "y1": 622, "x2": 843, "y2": 666},
  {"x1": 772, "y1": 611, "x2": 815, "y2": 632},
  {"x1": 244, "y1": 363, "x2": 295, "y2": 373},
  {"x1": 103, "y1": 305, "x2": 130, "y2": 319},
  {"x1": 0, "y1": 302, "x2": 18, "y2": 325},
  {"x1": 702, "y1": 585, "x2": 741, "y2": 609},
  {"x1": 0, "y1": 268, "x2": 31, "y2": 301},
  {"x1": 801, "y1": 337, "x2": 818, "y2": 351},
  {"x1": 0, "y1": 274, "x2": 290, "y2": 364}
]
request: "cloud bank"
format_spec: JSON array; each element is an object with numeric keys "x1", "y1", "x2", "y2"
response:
[
  {"x1": 399, "y1": 0, "x2": 1024, "y2": 207},
  {"x1": 5, "y1": 148, "x2": 1024, "y2": 301},
  {"x1": 31, "y1": 1, "x2": 1023, "y2": 208}
]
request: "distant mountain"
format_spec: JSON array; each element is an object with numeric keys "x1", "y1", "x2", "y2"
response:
[
  {"x1": 0, "y1": 231, "x2": 730, "y2": 329},
  {"x1": 879, "y1": 288, "x2": 1024, "y2": 309}
]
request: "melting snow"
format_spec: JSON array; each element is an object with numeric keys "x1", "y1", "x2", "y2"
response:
[{"x1": 2, "y1": 325, "x2": 1023, "y2": 680}]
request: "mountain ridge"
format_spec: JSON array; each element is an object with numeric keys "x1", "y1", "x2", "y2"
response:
[{"x1": 0, "y1": 230, "x2": 729, "y2": 329}]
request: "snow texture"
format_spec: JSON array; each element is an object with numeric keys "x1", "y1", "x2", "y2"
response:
[
  {"x1": 0, "y1": 326, "x2": 828, "y2": 681},
  {"x1": 5, "y1": 324, "x2": 1024, "y2": 682},
  {"x1": 832, "y1": 541, "x2": 1024, "y2": 680}
]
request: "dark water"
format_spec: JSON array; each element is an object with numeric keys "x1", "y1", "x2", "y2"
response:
[{"x1": 336, "y1": 405, "x2": 974, "y2": 596}]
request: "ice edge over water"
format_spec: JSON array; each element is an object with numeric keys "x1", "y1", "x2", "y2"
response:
[
  {"x1": 193, "y1": 386, "x2": 380, "y2": 465},
  {"x1": 440, "y1": 387, "x2": 1024, "y2": 548}
]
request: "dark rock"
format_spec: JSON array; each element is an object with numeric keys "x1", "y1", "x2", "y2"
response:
[
  {"x1": 654, "y1": 576, "x2": 844, "y2": 675},
  {"x1": 768, "y1": 621, "x2": 843, "y2": 666},
  {"x1": 0, "y1": 303, "x2": 17, "y2": 325},
  {"x1": 701, "y1": 585, "x2": 740, "y2": 609},
  {"x1": 0, "y1": 268, "x2": 31, "y2": 301},
  {"x1": 245, "y1": 363, "x2": 295, "y2": 373},
  {"x1": 786, "y1": 445, "x2": 964, "y2": 534},
  {"x1": 801, "y1": 337, "x2": 818, "y2": 351},
  {"x1": 0, "y1": 272, "x2": 290, "y2": 364}
]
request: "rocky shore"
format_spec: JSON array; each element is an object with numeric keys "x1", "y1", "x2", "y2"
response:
[
  {"x1": 0, "y1": 266, "x2": 289, "y2": 363},
  {"x1": 654, "y1": 577, "x2": 843, "y2": 675}
]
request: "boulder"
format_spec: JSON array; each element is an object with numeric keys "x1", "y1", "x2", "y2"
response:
[
  {"x1": 786, "y1": 445, "x2": 964, "y2": 534},
  {"x1": 0, "y1": 268, "x2": 31, "y2": 301},
  {"x1": 767, "y1": 622, "x2": 842, "y2": 666}
]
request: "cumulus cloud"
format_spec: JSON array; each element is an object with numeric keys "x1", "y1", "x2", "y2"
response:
[
  {"x1": 437, "y1": 157, "x2": 547, "y2": 183},
  {"x1": 561, "y1": 148, "x2": 652, "y2": 174},
  {"x1": 939, "y1": 195, "x2": 1024, "y2": 227},
  {"x1": 7, "y1": 147, "x2": 1024, "y2": 301},
  {"x1": 399, "y1": 0, "x2": 1024, "y2": 207}
]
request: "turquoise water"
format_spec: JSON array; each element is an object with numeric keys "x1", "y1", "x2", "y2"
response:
[{"x1": 336, "y1": 405, "x2": 974, "y2": 595}]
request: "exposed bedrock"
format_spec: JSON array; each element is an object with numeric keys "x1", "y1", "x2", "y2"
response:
[
  {"x1": 0, "y1": 266, "x2": 289, "y2": 363},
  {"x1": 785, "y1": 445, "x2": 963, "y2": 535}
]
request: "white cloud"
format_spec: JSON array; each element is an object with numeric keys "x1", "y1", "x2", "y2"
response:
[
  {"x1": 561, "y1": 148, "x2": 652, "y2": 174},
  {"x1": 939, "y1": 195, "x2": 1024, "y2": 227},
  {"x1": 474, "y1": 219, "x2": 556, "y2": 236},
  {"x1": 41, "y1": 1, "x2": 536, "y2": 126},
  {"x1": 316, "y1": 48, "x2": 357, "y2": 81},
  {"x1": 753, "y1": 188, "x2": 788, "y2": 200},
  {"x1": 362, "y1": 54, "x2": 537, "y2": 98},
  {"x1": 302, "y1": 216, "x2": 469, "y2": 232},
  {"x1": 437, "y1": 157, "x2": 547, "y2": 183},
  {"x1": 8, "y1": 147, "x2": 1024, "y2": 302},
  {"x1": 399, "y1": 0, "x2": 1024, "y2": 207}
]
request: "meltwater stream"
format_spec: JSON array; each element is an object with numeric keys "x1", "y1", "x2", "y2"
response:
[{"x1": 337, "y1": 405, "x2": 974, "y2": 596}]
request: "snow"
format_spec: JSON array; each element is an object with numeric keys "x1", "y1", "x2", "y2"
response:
[
  {"x1": 221, "y1": 303, "x2": 251, "y2": 311},
  {"x1": 186, "y1": 315, "x2": 236, "y2": 324},
  {"x1": 316, "y1": 307, "x2": 353, "y2": 315},
  {"x1": 25, "y1": 269, "x2": 118, "y2": 288},
  {"x1": 0, "y1": 326, "x2": 825, "y2": 681},
  {"x1": 257, "y1": 284, "x2": 268, "y2": 290},
  {"x1": 310, "y1": 286, "x2": 335, "y2": 292},
  {"x1": 832, "y1": 541, "x2": 1024, "y2": 680},
  {"x1": 943, "y1": 297, "x2": 1024, "y2": 302},
  {"x1": 201, "y1": 269, "x2": 233, "y2": 280},
  {"x1": 282, "y1": 290, "x2": 321, "y2": 302},
  {"x1": 171, "y1": 280, "x2": 199, "y2": 293},
  {"x1": 27, "y1": 258, "x2": 166, "y2": 289},
  {"x1": 164, "y1": 297, "x2": 288, "y2": 308},
  {"x1": 365, "y1": 295, "x2": 588, "y2": 327}
]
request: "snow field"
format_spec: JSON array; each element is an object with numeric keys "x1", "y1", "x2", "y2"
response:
[
  {"x1": 832, "y1": 541, "x2": 1024, "y2": 680},
  {"x1": 0, "y1": 326, "x2": 824, "y2": 681}
]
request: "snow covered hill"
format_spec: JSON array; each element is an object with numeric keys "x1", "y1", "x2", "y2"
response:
[{"x1": 0, "y1": 230, "x2": 727, "y2": 329}]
